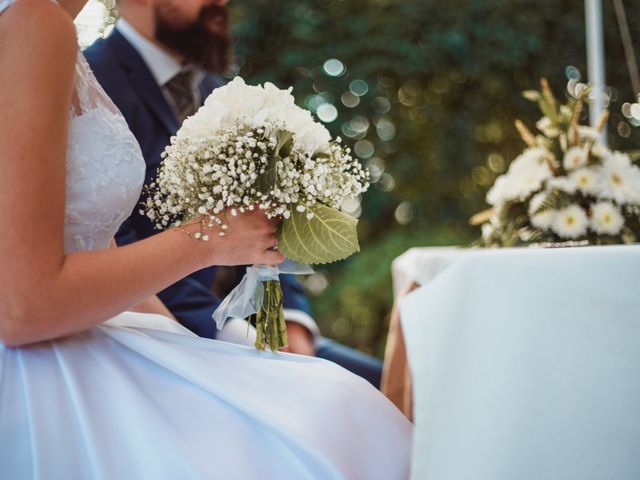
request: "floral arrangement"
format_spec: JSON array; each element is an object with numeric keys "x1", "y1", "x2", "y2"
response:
[
  {"x1": 475, "y1": 79, "x2": 640, "y2": 247},
  {"x1": 145, "y1": 77, "x2": 369, "y2": 351}
]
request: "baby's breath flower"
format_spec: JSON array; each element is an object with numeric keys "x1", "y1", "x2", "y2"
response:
[{"x1": 145, "y1": 83, "x2": 368, "y2": 241}]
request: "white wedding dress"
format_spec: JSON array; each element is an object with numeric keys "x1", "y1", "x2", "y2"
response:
[{"x1": 0, "y1": 2, "x2": 412, "y2": 479}]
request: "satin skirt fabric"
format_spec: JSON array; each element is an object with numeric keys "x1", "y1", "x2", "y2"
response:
[{"x1": 0, "y1": 312, "x2": 411, "y2": 480}]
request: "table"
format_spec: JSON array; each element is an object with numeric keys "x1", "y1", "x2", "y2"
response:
[
  {"x1": 381, "y1": 247, "x2": 470, "y2": 418},
  {"x1": 385, "y1": 245, "x2": 640, "y2": 480}
]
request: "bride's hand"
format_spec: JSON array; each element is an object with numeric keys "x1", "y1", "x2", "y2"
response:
[{"x1": 187, "y1": 209, "x2": 285, "y2": 267}]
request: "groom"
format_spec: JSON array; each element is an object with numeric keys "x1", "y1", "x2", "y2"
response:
[{"x1": 84, "y1": 0, "x2": 382, "y2": 386}]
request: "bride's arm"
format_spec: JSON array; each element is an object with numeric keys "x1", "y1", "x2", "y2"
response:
[
  {"x1": 129, "y1": 296, "x2": 176, "y2": 319},
  {"x1": 0, "y1": 3, "x2": 282, "y2": 346},
  {"x1": 108, "y1": 240, "x2": 175, "y2": 320}
]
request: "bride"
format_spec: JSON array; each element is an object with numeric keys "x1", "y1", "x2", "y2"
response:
[{"x1": 0, "y1": 0, "x2": 412, "y2": 478}]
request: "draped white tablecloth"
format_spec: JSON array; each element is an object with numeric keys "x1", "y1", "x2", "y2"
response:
[{"x1": 398, "y1": 245, "x2": 640, "y2": 480}]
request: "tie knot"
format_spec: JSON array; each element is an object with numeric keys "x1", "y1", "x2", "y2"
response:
[
  {"x1": 167, "y1": 70, "x2": 194, "y2": 90},
  {"x1": 165, "y1": 70, "x2": 197, "y2": 122}
]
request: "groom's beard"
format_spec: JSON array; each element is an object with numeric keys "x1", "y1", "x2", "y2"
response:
[{"x1": 155, "y1": 4, "x2": 231, "y2": 73}]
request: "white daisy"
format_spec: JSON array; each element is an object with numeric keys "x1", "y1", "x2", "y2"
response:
[
  {"x1": 528, "y1": 191, "x2": 547, "y2": 214},
  {"x1": 536, "y1": 117, "x2": 560, "y2": 137},
  {"x1": 531, "y1": 210, "x2": 556, "y2": 230},
  {"x1": 562, "y1": 146, "x2": 587, "y2": 171},
  {"x1": 569, "y1": 167, "x2": 601, "y2": 195},
  {"x1": 486, "y1": 148, "x2": 553, "y2": 205},
  {"x1": 577, "y1": 126, "x2": 600, "y2": 143},
  {"x1": 547, "y1": 176, "x2": 577, "y2": 194},
  {"x1": 486, "y1": 175, "x2": 510, "y2": 206},
  {"x1": 590, "y1": 143, "x2": 609, "y2": 159},
  {"x1": 528, "y1": 192, "x2": 555, "y2": 230},
  {"x1": 560, "y1": 105, "x2": 573, "y2": 117},
  {"x1": 551, "y1": 205, "x2": 588, "y2": 239},
  {"x1": 590, "y1": 202, "x2": 625, "y2": 235},
  {"x1": 481, "y1": 223, "x2": 494, "y2": 241},
  {"x1": 600, "y1": 151, "x2": 640, "y2": 204}
]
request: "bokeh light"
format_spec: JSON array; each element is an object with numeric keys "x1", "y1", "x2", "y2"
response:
[
  {"x1": 365, "y1": 157, "x2": 385, "y2": 183},
  {"x1": 372, "y1": 96, "x2": 391, "y2": 113},
  {"x1": 316, "y1": 103, "x2": 338, "y2": 123},
  {"x1": 341, "y1": 91, "x2": 360, "y2": 108},
  {"x1": 341, "y1": 197, "x2": 363, "y2": 218},
  {"x1": 354, "y1": 139, "x2": 375, "y2": 159},
  {"x1": 394, "y1": 201, "x2": 414, "y2": 225},
  {"x1": 349, "y1": 80, "x2": 369, "y2": 97},
  {"x1": 323, "y1": 58, "x2": 346, "y2": 77},
  {"x1": 304, "y1": 271, "x2": 330, "y2": 296}
]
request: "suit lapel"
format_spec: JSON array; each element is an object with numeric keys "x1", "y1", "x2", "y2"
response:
[
  {"x1": 198, "y1": 74, "x2": 225, "y2": 107},
  {"x1": 106, "y1": 30, "x2": 179, "y2": 134}
]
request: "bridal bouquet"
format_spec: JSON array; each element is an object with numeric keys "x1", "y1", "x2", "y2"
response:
[
  {"x1": 474, "y1": 79, "x2": 640, "y2": 247},
  {"x1": 145, "y1": 77, "x2": 369, "y2": 351}
]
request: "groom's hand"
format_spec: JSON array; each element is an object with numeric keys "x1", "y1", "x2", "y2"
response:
[{"x1": 281, "y1": 322, "x2": 316, "y2": 356}]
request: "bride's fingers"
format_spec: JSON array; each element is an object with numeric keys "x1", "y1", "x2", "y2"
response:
[
  {"x1": 262, "y1": 233, "x2": 278, "y2": 250},
  {"x1": 268, "y1": 217, "x2": 281, "y2": 230},
  {"x1": 259, "y1": 249, "x2": 285, "y2": 265}
]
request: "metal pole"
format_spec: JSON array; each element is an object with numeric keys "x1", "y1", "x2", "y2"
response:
[
  {"x1": 613, "y1": 0, "x2": 640, "y2": 97},
  {"x1": 585, "y1": 0, "x2": 607, "y2": 144}
]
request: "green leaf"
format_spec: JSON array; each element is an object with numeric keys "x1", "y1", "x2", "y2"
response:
[
  {"x1": 256, "y1": 131, "x2": 294, "y2": 194},
  {"x1": 256, "y1": 156, "x2": 278, "y2": 194},
  {"x1": 538, "y1": 98, "x2": 558, "y2": 124},
  {"x1": 278, "y1": 204, "x2": 360, "y2": 264},
  {"x1": 275, "y1": 130, "x2": 294, "y2": 158}
]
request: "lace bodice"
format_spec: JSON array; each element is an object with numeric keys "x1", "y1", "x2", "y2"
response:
[
  {"x1": 1, "y1": 0, "x2": 146, "y2": 253},
  {"x1": 64, "y1": 53, "x2": 145, "y2": 253}
]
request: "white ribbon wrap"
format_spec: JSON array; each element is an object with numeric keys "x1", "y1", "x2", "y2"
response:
[{"x1": 212, "y1": 260, "x2": 314, "y2": 330}]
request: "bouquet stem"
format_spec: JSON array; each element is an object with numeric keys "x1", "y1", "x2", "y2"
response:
[{"x1": 249, "y1": 280, "x2": 288, "y2": 352}]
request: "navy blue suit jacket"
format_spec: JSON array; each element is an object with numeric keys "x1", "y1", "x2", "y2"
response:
[{"x1": 84, "y1": 30, "x2": 312, "y2": 339}]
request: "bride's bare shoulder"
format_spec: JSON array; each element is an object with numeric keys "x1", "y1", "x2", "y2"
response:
[
  {"x1": 0, "y1": 0, "x2": 77, "y2": 56},
  {"x1": 0, "y1": 0, "x2": 77, "y2": 78}
]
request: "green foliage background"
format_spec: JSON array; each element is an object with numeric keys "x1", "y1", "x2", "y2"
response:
[{"x1": 99, "y1": 0, "x2": 640, "y2": 357}]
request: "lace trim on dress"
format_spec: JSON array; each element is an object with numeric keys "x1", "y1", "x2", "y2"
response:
[
  {"x1": 70, "y1": 52, "x2": 121, "y2": 119},
  {"x1": 63, "y1": 52, "x2": 146, "y2": 252}
]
